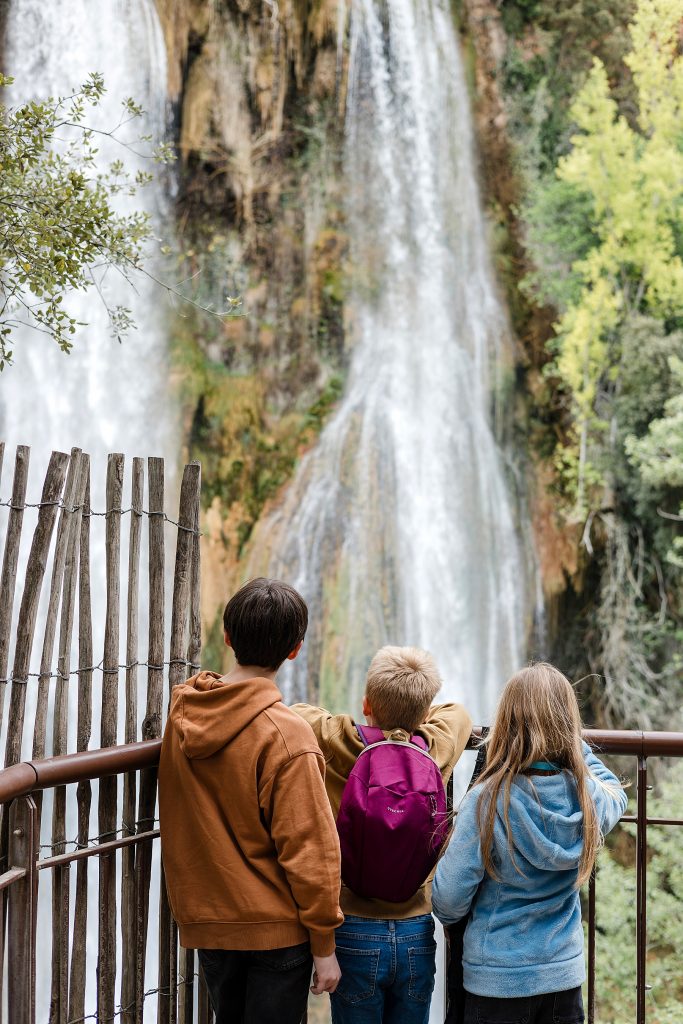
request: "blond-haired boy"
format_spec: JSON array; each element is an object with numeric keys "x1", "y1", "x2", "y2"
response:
[{"x1": 293, "y1": 645, "x2": 472, "y2": 1024}]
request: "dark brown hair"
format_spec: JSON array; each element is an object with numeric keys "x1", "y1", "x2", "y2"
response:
[{"x1": 223, "y1": 578, "x2": 308, "y2": 670}]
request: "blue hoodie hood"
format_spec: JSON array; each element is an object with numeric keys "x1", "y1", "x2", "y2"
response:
[
  {"x1": 501, "y1": 772, "x2": 585, "y2": 872},
  {"x1": 432, "y1": 746, "x2": 627, "y2": 999}
]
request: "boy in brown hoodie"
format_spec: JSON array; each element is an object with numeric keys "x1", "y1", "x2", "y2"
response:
[{"x1": 159, "y1": 578, "x2": 343, "y2": 1024}]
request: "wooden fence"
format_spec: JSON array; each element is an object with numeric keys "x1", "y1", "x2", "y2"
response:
[{"x1": 0, "y1": 441, "x2": 205, "y2": 1023}]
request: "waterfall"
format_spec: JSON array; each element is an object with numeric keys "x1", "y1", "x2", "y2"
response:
[
  {"x1": 1, "y1": 3, "x2": 174, "y2": 1018},
  {"x1": 0, "y1": 0, "x2": 176, "y2": 743},
  {"x1": 1, "y1": 0, "x2": 174, "y2": 474},
  {"x1": 262, "y1": 0, "x2": 531, "y2": 727}
]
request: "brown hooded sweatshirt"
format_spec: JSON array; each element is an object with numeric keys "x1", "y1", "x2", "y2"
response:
[{"x1": 159, "y1": 671, "x2": 343, "y2": 956}]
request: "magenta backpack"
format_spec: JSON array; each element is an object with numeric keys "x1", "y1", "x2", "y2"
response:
[{"x1": 336, "y1": 724, "x2": 449, "y2": 903}]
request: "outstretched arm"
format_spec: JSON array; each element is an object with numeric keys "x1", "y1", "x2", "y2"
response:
[
  {"x1": 583, "y1": 741, "x2": 628, "y2": 835},
  {"x1": 432, "y1": 789, "x2": 485, "y2": 925},
  {"x1": 291, "y1": 704, "x2": 347, "y2": 761},
  {"x1": 420, "y1": 703, "x2": 473, "y2": 774}
]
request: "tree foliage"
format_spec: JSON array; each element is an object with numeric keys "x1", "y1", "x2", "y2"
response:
[
  {"x1": 545, "y1": 0, "x2": 683, "y2": 512},
  {"x1": 591, "y1": 768, "x2": 683, "y2": 1023},
  {"x1": 0, "y1": 72, "x2": 172, "y2": 369},
  {"x1": 517, "y1": 0, "x2": 683, "y2": 724}
]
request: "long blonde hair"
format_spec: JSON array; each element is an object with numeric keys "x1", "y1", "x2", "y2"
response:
[{"x1": 476, "y1": 663, "x2": 600, "y2": 887}]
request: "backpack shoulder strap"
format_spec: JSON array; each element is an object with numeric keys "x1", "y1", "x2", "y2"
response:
[
  {"x1": 357, "y1": 724, "x2": 429, "y2": 751},
  {"x1": 356, "y1": 724, "x2": 385, "y2": 746}
]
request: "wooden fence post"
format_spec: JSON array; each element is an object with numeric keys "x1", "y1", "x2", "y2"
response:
[
  {"x1": 4, "y1": 450, "x2": 69, "y2": 768},
  {"x1": 160, "y1": 461, "x2": 201, "y2": 1024},
  {"x1": 98, "y1": 452, "x2": 124, "y2": 1022},
  {"x1": 0, "y1": 445, "x2": 30, "y2": 737},
  {"x1": 68, "y1": 455, "x2": 92, "y2": 1024},
  {"x1": 33, "y1": 448, "x2": 82, "y2": 766},
  {"x1": 50, "y1": 451, "x2": 87, "y2": 1024},
  {"x1": 122, "y1": 457, "x2": 144, "y2": 1024},
  {"x1": 135, "y1": 456, "x2": 165, "y2": 1023}
]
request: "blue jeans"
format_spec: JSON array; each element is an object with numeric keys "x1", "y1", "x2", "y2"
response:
[{"x1": 331, "y1": 914, "x2": 436, "y2": 1024}]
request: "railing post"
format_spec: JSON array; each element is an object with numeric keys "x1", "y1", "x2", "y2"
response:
[
  {"x1": 636, "y1": 755, "x2": 648, "y2": 1024},
  {"x1": 8, "y1": 795, "x2": 38, "y2": 1024},
  {"x1": 587, "y1": 866, "x2": 596, "y2": 1024}
]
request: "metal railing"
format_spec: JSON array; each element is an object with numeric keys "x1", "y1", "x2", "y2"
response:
[{"x1": 0, "y1": 728, "x2": 681, "y2": 1023}]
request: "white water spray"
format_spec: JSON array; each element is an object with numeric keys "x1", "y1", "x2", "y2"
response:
[
  {"x1": 263, "y1": 0, "x2": 530, "y2": 725},
  {"x1": 1, "y1": 0, "x2": 174, "y2": 472},
  {"x1": 255, "y1": 4, "x2": 533, "y2": 1016},
  {"x1": 1, "y1": 3, "x2": 174, "y2": 1018}
]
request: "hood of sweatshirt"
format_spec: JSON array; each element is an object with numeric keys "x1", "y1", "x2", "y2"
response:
[
  {"x1": 499, "y1": 773, "x2": 585, "y2": 872},
  {"x1": 169, "y1": 671, "x2": 283, "y2": 759}
]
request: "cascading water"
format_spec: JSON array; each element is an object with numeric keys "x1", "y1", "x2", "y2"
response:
[
  {"x1": 1, "y1": 0, "x2": 173, "y2": 477},
  {"x1": 0, "y1": 0, "x2": 176, "y2": 748},
  {"x1": 1, "y1": 2, "x2": 174, "y2": 1017},
  {"x1": 254, "y1": 2, "x2": 533, "y2": 1016},
  {"x1": 262, "y1": 0, "x2": 530, "y2": 725}
]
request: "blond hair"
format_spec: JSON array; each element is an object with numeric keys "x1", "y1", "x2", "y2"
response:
[
  {"x1": 365, "y1": 646, "x2": 442, "y2": 732},
  {"x1": 476, "y1": 662, "x2": 601, "y2": 888}
]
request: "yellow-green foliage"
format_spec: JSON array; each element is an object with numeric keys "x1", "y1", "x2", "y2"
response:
[{"x1": 551, "y1": 0, "x2": 683, "y2": 512}]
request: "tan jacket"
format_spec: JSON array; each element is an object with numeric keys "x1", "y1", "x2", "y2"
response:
[
  {"x1": 291, "y1": 702, "x2": 472, "y2": 918},
  {"x1": 159, "y1": 672, "x2": 343, "y2": 955}
]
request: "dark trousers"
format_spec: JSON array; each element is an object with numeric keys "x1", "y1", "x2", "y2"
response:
[
  {"x1": 464, "y1": 987, "x2": 585, "y2": 1024},
  {"x1": 198, "y1": 942, "x2": 312, "y2": 1024}
]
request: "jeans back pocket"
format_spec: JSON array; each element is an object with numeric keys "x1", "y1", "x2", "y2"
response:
[
  {"x1": 407, "y1": 944, "x2": 437, "y2": 1003},
  {"x1": 335, "y1": 945, "x2": 381, "y2": 1005}
]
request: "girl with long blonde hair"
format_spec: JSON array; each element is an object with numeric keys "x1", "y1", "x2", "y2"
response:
[{"x1": 433, "y1": 663, "x2": 626, "y2": 1024}]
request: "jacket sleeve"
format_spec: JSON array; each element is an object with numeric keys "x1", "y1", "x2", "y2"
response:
[
  {"x1": 582, "y1": 741, "x2": 628, "y2": 835},
  {"x1": 290, "y1": 704, "x2": 344, "y2": 761},
  {"x1": 261, "y1": 750, "x2": 343, "y2": 956},
  {"x1": 420, "y1": 703, "x2": 473, "y2": 774},
  {"x1": 432, "y1": 788, "x2": 485, "y2": 925}
]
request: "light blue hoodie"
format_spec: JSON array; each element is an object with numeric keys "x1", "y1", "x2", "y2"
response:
[{"x1": 432, "y1": 744, "x2": 627, "y2": 997}]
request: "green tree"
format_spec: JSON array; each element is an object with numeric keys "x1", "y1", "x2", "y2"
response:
[
  {"x1": 0, "y1": 71, "x2": 173, "y2": 369},
  {"x1": 591, "y1": 769, "x2": 683, "y2": 1023},
  {"x1": 627, "y1": 356, "x2": 683, "y2": 573},
  {"x1": 535, "y1": 0, "x2": 683, "y2": 513}
]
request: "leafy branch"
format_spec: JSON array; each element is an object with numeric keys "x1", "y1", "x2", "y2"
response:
[{"x1": 0, "y1": 71, "x2": 240, "y2": 370}]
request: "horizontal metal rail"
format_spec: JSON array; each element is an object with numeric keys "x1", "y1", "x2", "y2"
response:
[
  {"x1": 0, "y1": 739, "x2": 160, "y2": 804},
  {"x1": 0, "y1": 727, "x2": 681, "y2": 1024},
  {"x1": 1, "y1": 728, "x2": 682, "y2": 806}
]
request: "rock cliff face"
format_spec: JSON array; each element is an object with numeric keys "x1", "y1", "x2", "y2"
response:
[
  {"x1": 155, "y1": 0, "x2": 352, "y2": 656},
  {"x1": 155, "y1": 0, "x2": 582, "y2": 659}
]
